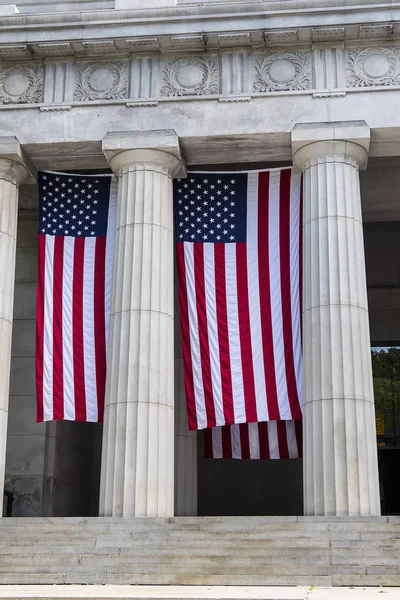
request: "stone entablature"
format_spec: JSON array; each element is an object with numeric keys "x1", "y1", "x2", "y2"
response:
[{"x1": 1, "y1": 42, "x2": 400, "y2": 108}]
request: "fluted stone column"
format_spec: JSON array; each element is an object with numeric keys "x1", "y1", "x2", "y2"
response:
[
  {"x1": 174, "y1": 284, "x2": 197, "y2": 515},
  {"x1": 292, "y1": 122, "x2": 381, "y2": 517},
  {"x1": 0, "y1": 138, "x2": 30, "y2": 513},
  {"x1": 99, "y1": 131, "x2": 185, "y2": 517}
]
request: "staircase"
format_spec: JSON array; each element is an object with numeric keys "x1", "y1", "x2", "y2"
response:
[{"x1": 0, "y1": 517, "x2": 399, "y2": 587}]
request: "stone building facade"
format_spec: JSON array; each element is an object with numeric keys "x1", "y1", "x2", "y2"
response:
[{"x1": 1, "y1": 0, "x2": 400, "y2": 519}]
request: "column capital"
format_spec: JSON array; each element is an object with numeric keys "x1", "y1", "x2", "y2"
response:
[
  {"x1": 291, "y1": 121, "x2": 370, "y2": 172},
  {"x1": 102, "y1": 129, "x2": 187, "y2": 178},
  {"x1": 0, "y1": 136, "x2": 35, "y2": 185}
]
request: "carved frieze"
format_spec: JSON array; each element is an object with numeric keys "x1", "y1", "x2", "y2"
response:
[
  {"x1": 74, "y1": 61, "x2": 128, "y2": 101},
  {"x1": 346, "y1": 47, "x2": 400, "y2": 87},
  {"x1": 0, "y1": 65, "x2": 43, "y2": 104},
  {"x1": 254, "y1": 52, "x2": 311, "y2": 92},
  {"x1": 160, "y1": 57, "x2": 219, "y2": 97}
]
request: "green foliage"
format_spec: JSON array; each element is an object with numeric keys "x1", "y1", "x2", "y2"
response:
[{"x1": 372, "y1": 348, "x2": 400, "y2": 440}]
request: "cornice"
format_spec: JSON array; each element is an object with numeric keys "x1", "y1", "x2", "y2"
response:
[
  {"x1": 0, "y1": 1, "x2": 399, "y2": 46},
  {"x1": 0, "y1": 24, "x2": 398, "y2": 59}
]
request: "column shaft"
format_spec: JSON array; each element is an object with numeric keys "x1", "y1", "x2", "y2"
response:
[
  {"x1": 174, "y1": 355, "x2": 197, "y2": 516},
  {"x1": 302, "y1": 154, "x2": 380, "y2": 516},
  {"x1": 100, "y1": 159, "x2": 175, "y2": 517}
]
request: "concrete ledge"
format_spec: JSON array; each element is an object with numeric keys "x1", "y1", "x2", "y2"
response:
[
  {"x1": 0, "y1": 586, "x2": 399, "y2": 600},
  {"x1": 0, "y1": 586, "x2": 309, "y2": 600}
]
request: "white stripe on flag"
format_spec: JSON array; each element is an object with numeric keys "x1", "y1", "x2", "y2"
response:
[
  {"x1": 248, "y1": 422, "x2": 260, "y2": 459},
  {"x1": 62, "y1": 237, "x2": 75, "y2": 421},
  {"x1": 43, "y1": 235, "x2": 55, "y2": 422},
  {"x1": 83, "y1": 237, "x2": 98, "y2": 422},
  {"x1": 225, "y1": 244, "x2": 245, "y2": 423},
  {"x1": 231, "y1": 425, "x2": 242, "y2": 459},
  {"x1": 286, "y1": 420, "x2": 299, "y2": 458},
  {"x1": 105, "y1": 177, "x2": 118, "y2": 354},
  {"x1": 246, "y1": 172, "x2": 269, "y2": 423},
  {"x1": 290, "y1": 172, "x2": 303, "y2": 408},
  {"x1": 204, "y1": 243, "x2": 225, "y2": 426},
  {"x1": 269, "y1": 170, "x2": 290, "y2": 419},
  {"x1": 212, "y1": 426, "x2": 223, "y2": 458},
  {"x1": 184, "y1": 242, "x2": 207, "y2": 429},
  {"x1": 268, "y1": 420, "x2": 280, "y2": 459}
]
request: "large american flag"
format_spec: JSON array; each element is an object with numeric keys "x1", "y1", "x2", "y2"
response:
[
  {"x1": 204, "y1": 420, "x2": 303, "y2": 460},
  {"x1": 175, "y1": 169, "x2": 303, "y2": 431},
  {"x1": 36, "y1": 172, "x2": 117, "y2": 422}
]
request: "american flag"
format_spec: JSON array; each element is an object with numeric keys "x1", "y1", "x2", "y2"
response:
[
  {"x1": 36, "y1": 172, "x2": 117, "y2": 423},
  {"x1": 175, "y1": 169, "x2": 303, "y2": 431},
  {"x1": 204, "y1": 420, "x2": 303, "y2": 460}
]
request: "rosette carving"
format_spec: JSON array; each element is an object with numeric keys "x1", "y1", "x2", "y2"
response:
[
  {"x1": 74, "y1": 62, "x2": 128, "y2": 101},
  {"x1": 0, "y1": 66, "x2": 43, "y2": 104},
  {"x1": 161, "y1": 57, "x2": 219, "y2": 97},
  {"x1": 254, "y1": 52, "x2": 311, "y2": 92},
  {"x1": 346, "y1": 48, "x2": 400, "y2": 87}
]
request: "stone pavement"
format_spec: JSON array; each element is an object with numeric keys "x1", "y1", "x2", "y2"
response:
[{"x1": 0, "y1": 586, "x2": 398, "y2": 600}]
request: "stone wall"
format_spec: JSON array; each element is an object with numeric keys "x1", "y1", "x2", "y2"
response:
[{"x1": 4, "y1": 215, "x2": 101, "y2": 516}]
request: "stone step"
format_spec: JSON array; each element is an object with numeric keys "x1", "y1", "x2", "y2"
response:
[
  {"x1": 0, "y1": 573, "x2": 335, "y2": 586},
  {"x1": 0, "y1": 564, "x2": 347, "y2": 575},
  {"x1": 0, "y1": 549, "x2": 400, "y2": 568},
  {"x1": 0, "y1": 530, "x2": 390, "y2": 540},
  {"x1": 1, "y1": 517, "x2": 399, "y2": 587}
]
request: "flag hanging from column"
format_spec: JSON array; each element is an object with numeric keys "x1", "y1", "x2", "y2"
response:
[
  {"x1": 175, "y1": 169, "x2": 303, "y2": 431},
  {"x1": 204, "y1": 420, "x2": 303, "y2": 460},
  {"x1": 36, "y1": 171, "x2": 117, "y2": 423}
]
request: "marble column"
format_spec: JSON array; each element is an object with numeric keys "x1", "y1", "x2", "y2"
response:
[
  {"x1": 174, "y1": 284, "x2": 197, "y2": 516},
  {"x1": 292, "y1": 122, "x2": 381, "y2": 517},
  {"x1": 0, "y1": 138, "x2": 30, "y2": 513},
  {"x1": 99, "y1": 131, "x2": 185, "y2": 517}
]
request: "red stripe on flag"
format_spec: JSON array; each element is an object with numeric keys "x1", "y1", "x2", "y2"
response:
[
  {"x1": 214, "y1": 243, "x2": 234, "y2": 425},
  {"x1": 236, "y1": 242, "x2": 257, "y2": 422},
  {"x1": 258, "y1": 422, "x2": 270, "y2": 459},
  {"x1": 176, "y1": 243, "x2": 198, "y2": 430},
  {"x1": 204, "y1": 429, "x2": 213, "y2": 459},
  {"x1": 277, "y1": 420, "x2": 290, "y2": 458},
  {"x1": 94, "y1": 237, "x2": 107, "y2": 422},
  {"x1": 36, "y1": 234, "x2": 46, "y2": 423},
  {"x1": 239, "y1": 423, "x2": 250, "y2": 459},
  {"x1": 279, "y1": 170, "x2": 302, "y2": 419},
  {"x1": 222, "y1": 425, "x2": 232, "y2": 458},
  {"x1": 194, "y1": 243, "x2": 216, "y2": 428},
  {"x1": 295, "y1": 419, "x2": 303, "y2": 457},
  {"x1": 52, "y1": 236, "x2": 65, "y2": 420},
  {"x1": 73, "y1": 237, "x2": 87, "y2": 421},
  {"x1": 258, "y1": 172, "x2": 280, "y2": 420}
]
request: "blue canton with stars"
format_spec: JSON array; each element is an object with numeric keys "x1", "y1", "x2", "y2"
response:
[
  {"x1": 38, "y1": 172, "x2": 112, "y2": 237},
  {"x1": 174, "y1": 173, "x2": 248, "y2": 243}
]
